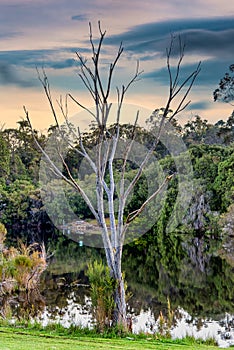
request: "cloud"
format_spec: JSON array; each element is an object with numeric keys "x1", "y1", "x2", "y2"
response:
[
  {"x1": 143, "y1": 58, "x2": 233, "y2": 88},
  {"x1": 47, "y1": 58, "x2": 78, "y2": 69},
  {"x1": 170, "y1": 29, "x2": 234, "y2": 58},
  {"x1": 105, "y1": 16, "x2": 234, "y2": 59},
  {"x1": 106, "y1": 16, "x2": 234, "y2": 43},
  {"x1": 0, "y1": 49, "x2": 53, "y2": 67},
  {"x1": 0, "y1": 62, "x2": 36, "y2": 87},
  {"x1": 71, "y1": 14, "x2": 88, "y2": 21},
  {"x1": 0, "y1": 31, "x2": 21, "y2": 39},
  {"x1": 0, "y1": 48, "x2": 88, "y2": 70},
  {"x1": 0, "y1": 46, "x2": 90, "y2": 88},
  {"x1": 187, "y1": 101, "x2": 210, "y2": 111}
]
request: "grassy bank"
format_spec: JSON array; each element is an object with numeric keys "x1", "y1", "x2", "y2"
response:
[{"x1": 0, "y1": 326, "x2": 219, "y2": 350}]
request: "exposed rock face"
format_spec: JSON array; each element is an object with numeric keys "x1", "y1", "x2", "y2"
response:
[
  {"x1": 182, "y1": 236, "x2": 211, "y2": 273},
  {"x1": 219, "y1": 204, "x2": 234, "y2": 266},
  {"x1": 181, "y1": 186, "x2": 217, "y2": 273},
  {"x1": 184, "y1": 190, "x2": 211, "y2": 232}
]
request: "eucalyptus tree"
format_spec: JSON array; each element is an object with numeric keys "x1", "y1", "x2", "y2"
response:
[
  {"x1": 0, "y1": 133, "x2": 10, "y2": 179},
  {"x1": 214, "y1": 64, "x2": 234, "y2": 104},
  {"x1": 24, "y1": 24, "x2": 200, "y2": 328}
]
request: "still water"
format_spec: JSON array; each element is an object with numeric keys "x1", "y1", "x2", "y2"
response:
[
  {"x1": 3, "y1": 233, "x2": 234, "y2": 348},
  {"x1": 36, "y1": 238, "x2": 234, "y2": 348},
  {"x1": 39, "y1": 287, "x2": 234, "y2": 348}
]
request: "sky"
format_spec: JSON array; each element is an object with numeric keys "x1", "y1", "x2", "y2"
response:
[{"x1": 0, "y1": 0, "x2": 234, "y2": 131}]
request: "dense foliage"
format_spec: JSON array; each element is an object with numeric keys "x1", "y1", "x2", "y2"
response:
[
  {"x1": 0, "y1": 115, "x2": 233, "y2": 232},
  {"x1": 213, "y1": 64, "x2": 234, "y2": 104}
]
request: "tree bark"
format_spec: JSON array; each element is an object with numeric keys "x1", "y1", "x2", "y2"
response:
[{"x1": 113, "y1": 275, "x2": 127, "y2": 328}]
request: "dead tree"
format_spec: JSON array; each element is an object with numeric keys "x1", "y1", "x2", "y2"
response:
[{"x1": 24, "y1": 24, "x2": 200, "y2": 328}]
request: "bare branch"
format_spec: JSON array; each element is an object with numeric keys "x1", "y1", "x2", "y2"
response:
[
  {"x1": 116, "y1": 60, "x2": 143, "y2": 126},
  {"x1": 171, "y1": 36, "x2": 185, "y2": 91},
  {"x1": 24, "y1": 106, "x2": 100, "y2": 223},
  {"x1": 125, "y1": 174, "x2": 173, "y2": 225},
  {"x1": 36, "y1": 68, "x2": 60, "y2": 128},
  {"x1": 123, "y1": 61, "x2": 143, "y2": 96},
  {"x1": 68, "y1": 93, "x2": 96, "y2": 120},
  {"x1": 89, "y1": 21, "x2": 106, "y2": 103},
  {"x1": 105, "y1": 43, "x2": 124, "y2": 102},
  {"x1": 170, "y1": 61, "x2": 201, "y2": 119},
  {"x1": 89, "y1": 22, "x2": 95, "y2": 56},
  {"x1": 116, "y1": 112, "x2": 139, "y2": 242},
  {"x1": 123, "y1": 109, "x2": 166, "y2": 203},
  {"x1": 119, "y1": 112, "x2": 139, "y2": 191}
]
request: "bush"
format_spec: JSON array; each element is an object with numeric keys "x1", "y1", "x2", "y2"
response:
[
  {"x1": 0, "y1": 224, "x2": 47, "y2": 297},
  {"x1": 87, "y1": 260, "x2": 116, "y2": 331}
]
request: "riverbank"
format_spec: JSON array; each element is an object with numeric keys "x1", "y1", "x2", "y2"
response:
[{"x1": 0, "y1": 325, "x2": 219, "y2": 350}]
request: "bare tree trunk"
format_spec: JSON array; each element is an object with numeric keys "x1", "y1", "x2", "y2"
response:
[
  {"x1": 113, "y1": 275, "x2": 127, "y2": 327},
  {"x1": 103, "y1": 246, "x2": 126, "y2": 327},
  {"x1": 103, "y1": 245, "x2": 127, "y2": 328}
]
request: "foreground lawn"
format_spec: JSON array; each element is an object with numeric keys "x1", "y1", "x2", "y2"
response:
[{"x1": 0, "y1": 327, "x2": 219, "y2": 350}]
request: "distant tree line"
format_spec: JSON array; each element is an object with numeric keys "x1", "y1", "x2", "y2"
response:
[{"x1": 0, "y1": 113, "x2": 233, "y2": 241}]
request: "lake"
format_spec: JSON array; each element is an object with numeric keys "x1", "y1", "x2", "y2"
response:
[
  {"x1": 37, "y1": 235, "x2": 234, "y2": 348},
  {"x1": 2, "y1": 231, "x2": 234, "y2": 348}
]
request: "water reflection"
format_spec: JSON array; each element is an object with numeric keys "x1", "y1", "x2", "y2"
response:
[
  {"x1": 0, "y1": 289, "x2": 45, "y2": 321},
  {"x1": 1, "y1": 231, "x2": 234, "y2": 348},
  {"x1": 1, "y1": 266, "x2": 234, "y2": 348},
  {"x1": 37, "y1": 286, "x2": 234, "y2": 348},
  {"x1": 39, "y1": 292, "x2": 93, "y2": 329}
]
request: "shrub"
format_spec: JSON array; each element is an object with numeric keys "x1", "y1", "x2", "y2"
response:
[
  {"x1": 0, "y1": 224, "x2": 47, "y2": 309},
  {"x1": 87, "y1": 260, "x2": 116, "y2": 331}
]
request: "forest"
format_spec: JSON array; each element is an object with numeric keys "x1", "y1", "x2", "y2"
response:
[
  {"x1": 0, "y1": 112, "x2": 233, "y2": 232},
  {"x1": 0, "y1": 102, "x2": 233, "y2": 340}
]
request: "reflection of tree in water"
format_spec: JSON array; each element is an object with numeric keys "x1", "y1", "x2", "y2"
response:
[
  {"x1": 40, "y1": 269, "x2": 90, "y2": 318},
  {"x1": 0, "y1": 223, "x2": 47, "y2": 321},
  {"x1": 36, "y1": 234, "x2": 234, "y2": 325},
  {"x1": 0, "y1": 288, "x2": 45, "y2": 320},
  {"x1": 2, "y1": 229, "x2": 230, "y2": 325},
  {"x1": 123, "y1": 235, "x2": 234, "y2": 320}
]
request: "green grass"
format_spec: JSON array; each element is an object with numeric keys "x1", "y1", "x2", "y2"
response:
[{"x1": 0, "y1": 326, "x2": 219, "y2": 350}]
